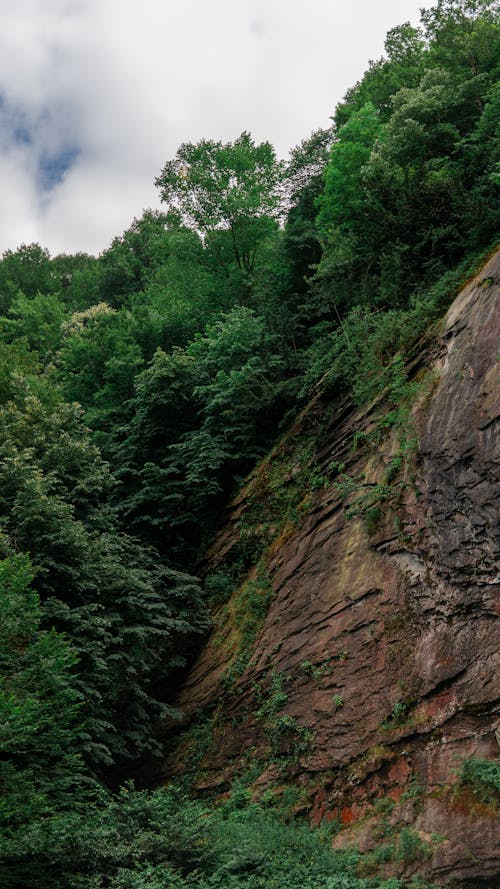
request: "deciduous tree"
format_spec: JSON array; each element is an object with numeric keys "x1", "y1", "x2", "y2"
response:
[{"x1": 155, "y1": 132, "x2": 284, "y2": 299}]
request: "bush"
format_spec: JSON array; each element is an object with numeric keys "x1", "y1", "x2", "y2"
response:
[{"x1": 460, "y1": 757, "x2": 500, "y2": 806}]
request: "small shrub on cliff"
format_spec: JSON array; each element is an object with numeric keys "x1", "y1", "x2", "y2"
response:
[{"x1": 459, "y1": 756, "x2": 500, "y2": 806}]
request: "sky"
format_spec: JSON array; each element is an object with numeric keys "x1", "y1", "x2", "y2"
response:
[{"x1": 0, "y1": 0, "x2": 426, "y2": 257}]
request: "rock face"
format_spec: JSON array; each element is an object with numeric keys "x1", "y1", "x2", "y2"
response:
[{"x1": 163, "y1": 252, "x2": 500, "y2": 885}]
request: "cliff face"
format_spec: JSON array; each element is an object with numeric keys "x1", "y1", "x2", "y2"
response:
[{"x1": 163, "y1": 252, "x2": 500, "y2": 885}]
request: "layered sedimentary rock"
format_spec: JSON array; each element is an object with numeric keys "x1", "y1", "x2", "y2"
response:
[{"x1": 163, "y1": 252, "x2": 499, "y2": 885}]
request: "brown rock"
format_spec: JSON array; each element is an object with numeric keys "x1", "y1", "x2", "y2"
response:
[{"x1": 162, "y1": 251, "x2": 500, "y2": 885}]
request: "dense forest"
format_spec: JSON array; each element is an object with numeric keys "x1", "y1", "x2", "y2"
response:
[{"x1": 1, "y1": 1, "x2": 498, "y2": 886}]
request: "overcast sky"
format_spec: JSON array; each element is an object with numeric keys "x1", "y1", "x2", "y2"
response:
[{"x1": 0, "y1": 0, "x2": 426, "y2": 257}]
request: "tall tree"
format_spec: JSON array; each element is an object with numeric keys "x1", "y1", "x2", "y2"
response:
[
  {"x1": 283, "y1": 127, "x2": 334, "y2": 298},
  {"x1": 98, "y1": 210, "x2": 172, "y2": 307},
  {"x1": 334, "y1": 22, "x2": 426, "y2": 128},
  {"x1": 116, "y1": 307, "x2": 291, "y2": 562},
  {"x1": 0, "y1": 368, "x2": 208, "y2": 768},
  {"x1": 422, "y1": 0, "x2": 500, "y2": 79},
  {"x1": 0, "y1": 552, "x2": 94, "y2": 888},
  {"x1": 155, "y1": 132, "x2": 284, "y2": 300}
]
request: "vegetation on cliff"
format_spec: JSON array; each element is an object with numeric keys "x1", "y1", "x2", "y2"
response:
[{"x1": 0, "y1": 1, "x2": 498, "y2": 885}]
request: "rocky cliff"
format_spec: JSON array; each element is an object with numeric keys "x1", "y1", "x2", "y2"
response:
[{"x1": 162, "y1": 251, "x2": 500, "y2": 885}]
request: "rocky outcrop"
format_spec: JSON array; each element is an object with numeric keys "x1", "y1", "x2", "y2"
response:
[{"x1": 162, "y1": 251, "x2": 500, "y2": 885}]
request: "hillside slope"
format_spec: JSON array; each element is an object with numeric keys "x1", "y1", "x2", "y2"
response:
[{"x1": 162, "y1": 250, "x2": 499, "y2": 885}]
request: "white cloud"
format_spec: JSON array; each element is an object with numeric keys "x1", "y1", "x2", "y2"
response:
[{"x1": 0, "y1": 0, "x2": 424, "y2": 256}]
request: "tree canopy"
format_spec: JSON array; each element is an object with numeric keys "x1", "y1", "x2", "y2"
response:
[{"x1": 155, "y1": 132, "x2": 284, "y2": 299}]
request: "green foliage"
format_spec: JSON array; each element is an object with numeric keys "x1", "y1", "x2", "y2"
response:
[
  {"x1": 257, "y1": 671, "x2": 289, "y2": 721},
  {"x1": 0, "y1": 338, "x2": 40, "y2": 402},
  {"x1": 202, "y1": 803, "x2": 359, "y2": 889},
  {"x1": 335, "y1": 23, "x2": 426, "y2": 127},
  {"x1": 49, "y1": 251, "x2": 102, "y2": 311},
  {"x1": 227, "y1": 433, "x2": 329, "y2": 580},
  {"x1": 422, "y1": 0, "x2": 500, "y2": 79},
  {"x1": 0, "y1": 244, "x2": 100, "y2": 319},
  {"x1": 256, "y1": 672, "x2": 313, "y2": 765},
  {"x1": 300, "y1": 658, "x2": 333, "y2": 679},
  {"x1": 281, "y1": 127, "x2": 334, "y2": 333},
  {"x1": 266, "y1": 714, "x2": 314, "y2": 763},
  {"x1": 317, "y1": 102, "x2": 383, "y2": 239},
  {"x1": 314, "y1": 1, "x2": 499, "y2": 318},
  {"x1": 301, "y1": 300, "x2": 425, "y2": 403},
  {"x1": 0, "y1": 243, "x2": 52, "y2": 313},
  {"x1": 117, "y1": 305, "x2": 293, "y2": 561},
  {"x1": 56, "y1": 301, "x2": 144, "y2": 445},
  {"x1": 390, "y1": 701, "x2": 409, "y2": 723},
  {"x1": 182, "y1": 711, "x2": 217, "y2": 777},
  {"x1": 360, "y1": 826, "x2": 431, "y2": 875},
  {"x1": 0, "y1": 552, "x2": 96, "y2": 888},
  {"x1": 97, "y1": 211, "x2": 233, "y2": 354},
  {"x1": 156, "y1": 132, "x2": 284, "y2": 301},
  {"x1": 459, "y1": 756, "x2": 500, "y2": 805},
  {"x1": 395, "y1": 828, "x2": 430, "y2": 864},
  {"x1": 381, "y1": 699, "x2": 416, "y2": 733},
  {"x1": 204, "y1": 570, "x2": 235, "y2": 605},
  {"x1": 0, "y1": 554, "x2": 83, "y2": 757},
  {"x1": 2, "y1": 780, "x2": 214, "y2": 889},
  {"x1": 324, "y1": 354, "x2": 419, "y2": 533},
  {"x1": 0, "y1": 370, "x2": 208, "y2": 768},
  {"x1": 0, "y1": 289, "x2": 68, "y2": 357},
  {"x1": 97, "y1": 210, "x2": 172, "y2": 307},
  {"x1": 223, "y1": 567, "x2": 274, "y2": 685}
]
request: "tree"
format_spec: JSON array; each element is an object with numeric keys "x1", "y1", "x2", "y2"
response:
[
  {"x1": 312, "y1": 103, "x2": 385, "y2": 314},
  {"x1": 56, "y1": 302, "x2": 144, "y2": 448},
  {"x1": 49, "y1": 251, "x2": 102, "y2": 312},
  {"x1": 0, "y1": 290, "x2": 68, "y2": 358},
  {"x1": 116, "y1": 307, "x2": 292, "y2": 562},
  {"x1": 317, "y1": 103, "x2": 383, "y2": 239},
  {"x1": 155, "y1": 132, "x2": 284, "y2": 299},
  {"x1": 282, "y1": 128, "x2": 334, "y2": 310},
  {"x1": 98, "y1": 210, "x2": 172, "y2": 307},
  {"x1": 0, "y1": 244, "x2": 52, "y2": 315},
  {"x1": 0, "y1": 371, "x2": 208, "y2": 767},
  {"x1": 422, "y1": 0, "x2": 500, "y2": 79},
  {"x1": 0, "y1": 553, "x2": 213, "y2": 889},
  {"x1": 0, "y1": 552, "x2": 94, "y2": 887},
  {"x1": 334, "y1": 23, "x2": 426, "y2": 128}
]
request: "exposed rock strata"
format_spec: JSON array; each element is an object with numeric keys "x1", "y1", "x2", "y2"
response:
[{"x1": 163, "y1": 252, "x2": 500, "y2": 885}]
